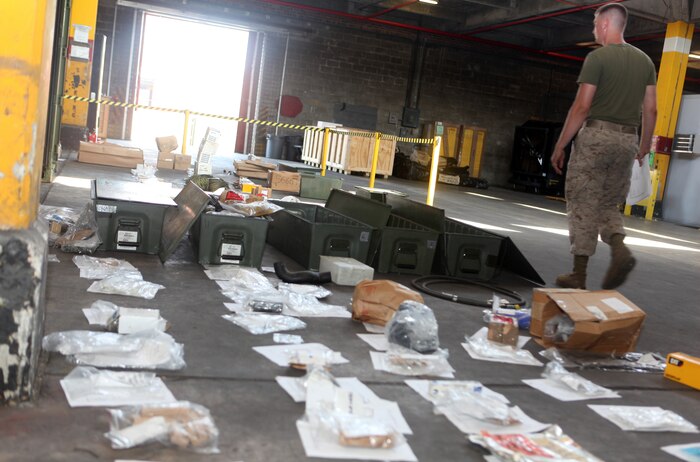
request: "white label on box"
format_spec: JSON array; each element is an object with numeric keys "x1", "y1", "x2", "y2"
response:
[
  {"x1": 601, "y1": 297, "x2": 634, "y2": 314},
  {"x1": 117, "y1": 230, "x2": 139, "y2": 243},
  {"x1": 221, "y1": 243, "x2": 242, "y2": 257},
  {"x1": 586, "y1": 305, "x2": 608, "y2": 321},
  {"x1": 116, "y1": 244, "x2": 137, "y2": 251},
  {"x1": 438, "y1": 174, "x2": 460, "y2": 185},
  {"x1": 427, "y1": 240, "x2": 436, "y2": 249},
  {"x1": 96, "y1": 204, "x2": 117, "y2": 213},
  {"x1": 360, "y1": 231, "x2": 370, "y2": 242}
]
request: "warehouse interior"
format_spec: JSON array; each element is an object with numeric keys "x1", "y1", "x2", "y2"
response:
[{"x1": 2, "y1": 1, "x2": 700, "y2": 461}]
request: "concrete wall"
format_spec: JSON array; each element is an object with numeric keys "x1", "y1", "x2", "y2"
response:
[{"x1": 96, "y1": 0, "x2": 580, "y2": 186}]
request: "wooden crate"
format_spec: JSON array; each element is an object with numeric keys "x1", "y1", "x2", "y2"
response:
[{"x1": 302, "y1": 126, "x2": 396, "y2": 176}]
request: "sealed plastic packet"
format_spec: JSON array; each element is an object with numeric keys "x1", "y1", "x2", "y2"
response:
[
  {"x1": 105, "y1": 401, "x2": 219, "y2": 453},
  {"x1": 542, "y1": 361, "x2": 612, "y2": 397},
  {"x1": 87, "y1": 271, "x2": 165, "y2": 299},
  {"x1": 72, "y1": 255, "x2": 139, "y2": 279},
  {"x1": 429, "y1": 382, "x2": 520, "y2": 426},
  {"x1": 469, "y1": 425, "x2": 604, "y2": 462}
]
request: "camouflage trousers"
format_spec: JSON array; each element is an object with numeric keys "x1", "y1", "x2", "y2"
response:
[{"x1": 565, "y1": 125, "x2": 637, "y2": 256}]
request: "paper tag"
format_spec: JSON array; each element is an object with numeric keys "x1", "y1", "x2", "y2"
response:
[
  {"x1": 586, "y1": 305, "x2": 608, "y2": 321},
  {"x1": 96, "y1": 204, "x2": 117, "y2": 213},
  {"x1": 334, "y1": 389, "x2": 373, "y2": 417},
  {"x1": 221, "y1": 243, "x2": 242, "y2": 257},
  {"x1": 601, "y1": 297, "x2": 634, "y2": 314},
  {"x1": 360, "y1": 231, "x2": 370, "y2": 242},
  {"x1": 117, "y1": 230, "x2": 139, "y2": 243}
]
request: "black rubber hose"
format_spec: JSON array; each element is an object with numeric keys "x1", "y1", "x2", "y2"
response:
[
  {"x1": 411, "y1": 275, "x2": 527, "y2": 308},
  {"x1": 274, "y1": 261, "x2": 332, "y2": 285}
]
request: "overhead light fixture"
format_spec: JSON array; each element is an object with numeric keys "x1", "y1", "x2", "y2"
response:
[
  {"x1": 689, "y1": 53, "x2": 700, "y2": 60},
  {"x1": 419, "y1": 0, "x2": 438, "y2": 4}
]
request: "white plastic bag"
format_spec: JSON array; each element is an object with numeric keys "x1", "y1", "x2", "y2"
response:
[
  {"x1": 626, "y1": 154, "x2": 652, "y2": 205},
  {"x1": 87, "y1": 271, "x2": 165, "y2": 299},
  {"x1": 542, "y1": 361, "x2": 612, "y2": 397},
  {"x1": 43, "y1": 330, "x2": 185, "y2": 370},
  {"x1": 222, "y1": 312, "x2": 307, "y2": 335},
  {"x1": 106, "y1": 401, "x2": 219, "y2": 453},
  {"x1": 73, "y1": 255, "x2": 139, "y2": 279}
]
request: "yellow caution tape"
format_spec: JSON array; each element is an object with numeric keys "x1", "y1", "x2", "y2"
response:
[{"x1": 62, "y1": 94, "x2": 434, "y2": 145}]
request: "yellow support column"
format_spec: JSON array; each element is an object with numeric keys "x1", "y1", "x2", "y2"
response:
[
  {"x1": 369, "y1": 132, "x2": 381, "y2": 188},
  {"x1": 653, "y1": 21, "x2": 694, "y2": 200},
  {"x1": 0, "y1": 0, "x2": 56, "y2": 404},
  {"x1": 320, "y1": 128, "x2": 330, "y2": 176},
  {"x1": 426, "y1": 136, "x2": 442, "y2": 206}
]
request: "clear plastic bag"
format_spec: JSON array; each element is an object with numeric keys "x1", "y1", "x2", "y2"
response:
[
  {"x1": 589, "y1": 405, "x2": 699, "y2": 432},
  {"x1": 219, "y1": 199, "x2": 282, "y2": 217},
  {"x1": 287, "y1": 348, "x2": 346, "y2": 370},
  {"x1": 131, "y1": 163, "x2": 157, "y2": 180},
  {"x1": 385, "y1": 300, "x2": 439, "y2": 354},
  {"x1": 82, "y1": 300, "x2": 120, "y2": 326},
  {"x1": 54, "y1": 202, "x2": 102, "y2": 254},
  {"x1": 42, "y1": 330, "x2": 185, "y2": 370},
  {"x1": 284, "y1": 292, "x2": 349, "y2": 318},
  {"x1": 273, "y1": 333, "x2": 304, "y2": 344},
  {"x1": 243, "y1": 292, "x2": 288, "y2": 314},
  {"x1": 464, "y1": 334, "x2": 542, "y2": 367},
  {"x1": 436, "y1": 388, "x2": 520, "y2": 426},
  {"x1": 222, "y1": 313, "x2": 307, "y2": 335},
  {"x1": 542, "y1": 361, "x2": 612, "y2": 397},
  {"x1": 384, "y1": 346, "x2": 454, "y2": 377},
  {"x1": 278, "y1": 282, "x2": 331, "y2": 299},
  {"x1": 469, "y1": 425, "x2": 604, "y2": 462},
  {"x1": 540, "y1": 347, "x2": 666, "y2": 373},
  {"x1": 105, "y1": 401, "x2": 219, "y2": 453},
  {"x1": 87, "y1": 271, "x2": 165, "y2": 299},
  {"x1": 40, "y1": 205, "x2": 81, "y2": 246},
  {"x1": 72, "y1": 255, "x2": 139, "y2": 279},
  {"x1": 543, "y1": 314, "x2": 575, "y2": 344},
  {"x1": 204, "y1": 266, "x2": 273, "y2": 289}
]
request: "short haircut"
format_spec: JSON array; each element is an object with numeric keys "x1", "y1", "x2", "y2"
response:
[{"x1": 595, "y1": 3, "x2": 628, "y2": 30}]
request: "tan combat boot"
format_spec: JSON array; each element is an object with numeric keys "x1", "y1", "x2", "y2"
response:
[
  {"x1": 555, "y1": 255, "x2": 588, "y2": 289},
  {"x1": 602, "y1": 234, "x2": 636, "y2": 290}
]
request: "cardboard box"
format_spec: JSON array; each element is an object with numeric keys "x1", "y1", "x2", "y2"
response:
[
  {"x1": 157, "y1": 152, "x2": 175, "y2": 170},
  {"x1": 665, "y1": 352, "x2": 700, "y2": 391},
  {"x1": 487, "y1": 317, "x2": 519, "y2": 346},
  {"x1": 529, "y1": 289, "x2": 646, "y2": 354},
  {"x1": 173, "y1": 154, "x2": 192, "y2": 171},
  {"x1": 78, "y1": 142, "x2": 144, "y2": 168},
  {"x1": 438, "y1": 173, "x2": 460, "y2": 185},
  {"x1": 268, "y1": 171, "x2": 301, "y2": 193},
  {"x1": 155, "y1": 135, "x2": 178, "y2": 153}
]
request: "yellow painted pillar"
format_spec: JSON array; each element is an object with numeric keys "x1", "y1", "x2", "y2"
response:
[
  {"x1": 61, "y1": 0, "x2": 99, "y2": 128},
  {"x1": 0, "y1": 1, "x2": 55, "y2": 229},
  {"x1": 653, "y1": 21, "x2": 693, "y2": 200},
  {"x1": 320, "y1": 128, "x2": 330, "y2": 176},
  {"x1": 368, "y1": 132, "x2": 381, "y2": 188},
  {"x1": 426, "y1": 136, "x2": 442, "y2": 206}
]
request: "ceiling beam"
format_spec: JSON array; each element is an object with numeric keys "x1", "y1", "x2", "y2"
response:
[{"x1": 458, "y1": 0, "x2": 517, "y2": 9}]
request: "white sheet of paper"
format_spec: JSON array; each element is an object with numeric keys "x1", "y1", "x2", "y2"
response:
[
  {"x1": 60, "y1": 368, "x2": 176, "y2": 407},
  {"x1": 440, "y1": 405, "x2": 550, "y2": 435},
  {"x1": 661, "y1": 442, "x2": 700, "y2": 462},
  {"x1": 253, "y1": 343, "x2": 348, "y2": 367},
  {"x1": 404, "y1": 379, "x2": 509, "y2": 405},
  {"x1": 369, "y1": 351, "x2": 455, "y2": 379},
  {"x1": 277, "y1": 376, "x2": 412, "y2": 434},
  {"x1": 363, "y1": 322, "x2": 385, "y2": 334},
  {"x1": 523, "y1": 378, "x2": 620, "y2": 402},
  {"x1": 357, "y1": 333, "x2": 389, "y2": 351},
  {"x1": 296, "y1": 420, "x2": 418, "y2": 461},
  {"x1": 472, "y1": 326, "x2": 530, "y2": 348}
]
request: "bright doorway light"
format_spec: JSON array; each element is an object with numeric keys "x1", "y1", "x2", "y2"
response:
[{"x1": 131, "y1": 14, "x2": 249, "y2": 155}]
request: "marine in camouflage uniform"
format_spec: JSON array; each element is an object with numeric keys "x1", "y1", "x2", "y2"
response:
[{"x1": 550, "y1": 3, "x2": 657, "y2": 290}]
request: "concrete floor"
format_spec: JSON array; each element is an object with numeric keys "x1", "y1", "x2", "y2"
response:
[{"x1": 3, "y1": 148, "x2": 700, "y2": 462}]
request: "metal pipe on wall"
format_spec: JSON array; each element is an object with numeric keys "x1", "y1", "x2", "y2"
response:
[
  {"x1": 121, "y1": 8, "x2": 138, "y2": 139},
  {"x1": 275, "y1": 33, "x2": 290, "y2": 136}
]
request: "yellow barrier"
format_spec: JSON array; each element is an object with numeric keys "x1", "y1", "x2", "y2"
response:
[{"x1": 63, "y1": 94, "x2": 436, "y2": 194}]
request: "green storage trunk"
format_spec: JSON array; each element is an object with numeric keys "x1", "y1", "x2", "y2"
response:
[
  {"x1": 267, "y1": 201, "x2": 374, "y2": 270},
  {"x1": 92, "y1": 179, "x2": 175, "y2": 254},
  {"x1": 354, "y1": 186, "x2": 408, "y2": 203},
  {"x1": 437, "y1": 218, "x2": 504, "y2": 280},
  {"x1": 299, "y1": 173, "x2": 343, "y2": 200},
  {"x1": 325, "y1": 190, "x2": 439, "y2": 275},
  {"x1": 191, "y1": 212, "x2": 269, "y2": 266}
]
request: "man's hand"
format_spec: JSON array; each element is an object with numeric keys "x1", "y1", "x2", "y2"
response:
[
  {"x1": 635, "y1": 151, "x2": 647, "y2": 167},
  {"x1": 551, "y1": 146, "x2": 567, "y2": 175}
]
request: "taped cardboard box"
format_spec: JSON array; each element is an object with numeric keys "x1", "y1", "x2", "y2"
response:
[
  {"x1": 155, "y1": 135, "x2": 178, "y2": 153},
  {"x1": 157, "y1": 152, "x2": 175, "y2": 170},
  {"x1": 530, "y1": 288, "x2": 646, "y2": 354},
  {"x1": 78, "y1": 142, "x2": 144, "y2": 168},
  {"x1": 173, "y1": 154, "x2": 192, "y2": 171},
  {"x1": 268, "y1": 171, "x2": 301, "y2": 193},
  {"x1": 351, "y1": 280, "x2": 423, "y2": 326}
]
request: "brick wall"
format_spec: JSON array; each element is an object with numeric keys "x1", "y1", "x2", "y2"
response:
[{"x1": 96, "y1": 0, "x2": 580, "y2": 185}]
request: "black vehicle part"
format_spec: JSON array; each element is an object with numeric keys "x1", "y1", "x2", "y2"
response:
[
  {"x1": 273, "y1": 261, "x2": 332, "y2": 284},
  {"x1": 411, "y1": 275, "x2": 526, "y2": 308}
]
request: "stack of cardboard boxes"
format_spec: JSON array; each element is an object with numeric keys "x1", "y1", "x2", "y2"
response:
[
  {"x1": 78, "y1": 141, "x2": 144, "y2": 168},
  {"x1": 156, "y1": 136, "x2": 192, "y2": 171}
]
